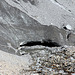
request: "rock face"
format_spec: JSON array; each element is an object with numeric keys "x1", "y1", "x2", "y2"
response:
[
  {"x1": 5, "y1": 0, "x2": 75, "y2": 28},
  {"x1": 0, "y1": 0, "x2": 75, "y2": 54},
  {"x1": 0, "y1": 1, "x2": 75, "y2": 75}
]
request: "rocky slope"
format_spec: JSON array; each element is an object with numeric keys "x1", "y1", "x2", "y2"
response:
[
  {"x1": 0, "y1": 0, "x2": 75, "y2": 75},
  {"x1": 29, "y1": 46, "x2": 75, "y2": 75},
  {"x1": 0, "y1": 0, "x2": 75, "y2": 54},
  {"x1": 5, "y1": 0, "x2": 75, "y2": 28}
]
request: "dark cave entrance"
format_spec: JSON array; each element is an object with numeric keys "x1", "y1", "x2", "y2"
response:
[{"x1": 20, "y1": 39, "x2": 61, "y2": 47}]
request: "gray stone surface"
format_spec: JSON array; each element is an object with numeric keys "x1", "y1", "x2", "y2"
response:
[
  {"x1": 0, "y1": 0, "x2": 75, "y2": 54},
  {"x1": 5, "y1": 0, "x2": 75, "y2": 28},
  {"x1": 0, "y1": 1, "x2": 75, "y2": 74}
]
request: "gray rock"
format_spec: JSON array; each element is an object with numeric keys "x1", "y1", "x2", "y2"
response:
[
  {"x1": 0, "y1": 0, "x2": 75, "y2": 55},
  {"x1": 5, "y1": 0, "x2": 75, "y2": 28},
  {"x1": 67, "y1": 33, "x2": 75, "y2": 45}
]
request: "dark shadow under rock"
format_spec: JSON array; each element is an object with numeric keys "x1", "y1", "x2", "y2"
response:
[{"x1": 20, "y1": 39, "x2": 61, "y2": 47}]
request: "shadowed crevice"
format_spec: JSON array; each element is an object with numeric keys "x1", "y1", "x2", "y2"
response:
[{"x1": 20, "y1": 39, "x2": 61, "y2": 47}]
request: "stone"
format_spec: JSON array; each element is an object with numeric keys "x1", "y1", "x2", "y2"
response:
[
  {"x1": 30, "y1": 46, "x2": 75, "y2": 75},
  {"x1": 63, "y1": 24, "x2": 73, "y2": 30},
  {"x1": 5, "y1": 0, "x2": 75, "y2": 28},
  {"x1": 0, "y1": 0, "x2": 75, "y2": 55},
  {"x1": 0, "y1": 0, "x2": 75, "y2": 75},
  {"x1": 66, "y1": 25, "x2": 73, "y2": 30}
]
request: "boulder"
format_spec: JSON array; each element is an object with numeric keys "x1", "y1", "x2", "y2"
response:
[{"x1": 0, "y1": 0, "x2": 75, "y2": 55}]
